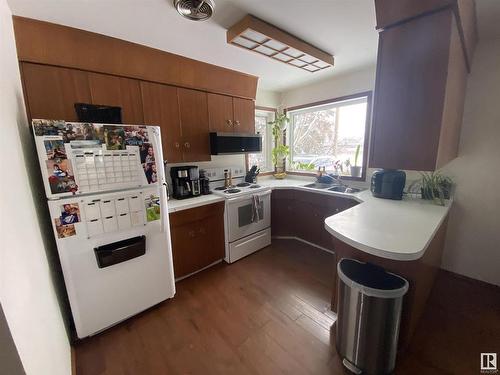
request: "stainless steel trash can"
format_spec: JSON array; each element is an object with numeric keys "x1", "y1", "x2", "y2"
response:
[{"x1": 336, "y1": 258, "x2": 409, "y2": 375}]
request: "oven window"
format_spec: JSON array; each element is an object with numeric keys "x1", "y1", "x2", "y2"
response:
[{"x1": 238, "y1": 202, "x2": 264, "y2": 227}]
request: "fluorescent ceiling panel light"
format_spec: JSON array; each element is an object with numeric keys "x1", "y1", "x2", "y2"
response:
[{"x1": 227, "y1": 15, "x2": 334, "y2": 73}]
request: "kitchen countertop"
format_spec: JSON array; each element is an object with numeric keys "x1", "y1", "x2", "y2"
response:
[
  {"x1": 167, "y1": 194, "x2": 225, "y2": 213},
  {"x1": 167, "y1": 176, "x2": 451, "y2": 261}
]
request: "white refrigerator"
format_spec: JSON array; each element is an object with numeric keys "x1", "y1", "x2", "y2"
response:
[{"x1": 32, "y1": 119, "x2": 175, "y2": 339}]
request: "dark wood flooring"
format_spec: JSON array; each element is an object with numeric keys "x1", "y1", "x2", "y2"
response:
[{"x1": 75, "y1": 239, "x2": 500, "y2": 375}]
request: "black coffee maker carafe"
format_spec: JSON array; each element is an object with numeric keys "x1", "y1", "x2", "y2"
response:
[
  {"x1": 199, "y1": 169, "x2": 211, "y2": 195},
  {"x1": 170, "y1": 166, "x2": 201, "y2": 199}
]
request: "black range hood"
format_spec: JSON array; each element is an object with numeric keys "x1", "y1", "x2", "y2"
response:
[{"x1": 210, "y1": 132, "x2": 262, "y2": 155}]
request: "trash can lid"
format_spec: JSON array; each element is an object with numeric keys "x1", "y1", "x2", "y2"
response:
[{"x1": 338, "y1": 258, "x2": 409, "y2": 298}]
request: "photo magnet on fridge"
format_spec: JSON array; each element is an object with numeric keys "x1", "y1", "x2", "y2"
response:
[
  {"x1": 145, "y1": 194, "x2": 161, "y2": 222},
  {"x1": 44, "y1": 139, "x2": 67, "y2": 160},
  {"x1": 104, "y1": 126, "x2": 126, "y2": 150},
  {"x1": 141, "y1": 143, "x2": 157, "y2": 184},
  {"x1": 59, "y1": 203, "x2": 81, "y2": 225},
  {"x1": 45, "y1": 159, "x2": 78, "y2": 194},
  {"x1": 54, "y1": 217, "x2": 76, "y2": 239}
]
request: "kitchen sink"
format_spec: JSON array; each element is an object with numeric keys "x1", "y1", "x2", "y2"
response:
[
  {"x1": 328, "y1": 186, "x2": 364, "y2": 194},
  {"x1": 304, "y1": 183, "x2": 334, "y2": 189}
]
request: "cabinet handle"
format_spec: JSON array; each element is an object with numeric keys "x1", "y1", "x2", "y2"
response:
[
  {"x1": 174, "y1": 142, "x2": 180, "y2": 149},
  {"x1": 184, "y1": 142, "x2": 191, "y2": 149},
  {"x1": 234, "y1": 120, "x2": 240, "y2": 127},
  {"x1": 188, "y1": 230, "x2": 196, "y2": 238},
  {"x1": 199, "y1": 227, "x2": 206, "y2": 235},
  {"x1": 226, "y1": 120, "x2": 233, "y2": 127}
]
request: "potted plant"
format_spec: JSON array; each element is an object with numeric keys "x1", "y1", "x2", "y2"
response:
[
  {"x1": 268, "y1": 113, "x2": 290, "y2": 179},
  {"x1": 409, "y1": 171, "x2": 453, "y2": 206},
  {"x1": 345, "y1": 144, "x2": 362, "y2": 177}
]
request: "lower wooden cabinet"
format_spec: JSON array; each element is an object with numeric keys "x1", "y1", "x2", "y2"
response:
[
  {"x1": 169, "y1": 202, "x2": 225, "y2": 279},
  {"x1": 271, "y1": 189, "x2": 358, "y2": 250}
]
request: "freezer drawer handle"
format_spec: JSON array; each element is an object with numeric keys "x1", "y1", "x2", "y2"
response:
[{"x1": 94, "y1": 235, "x2": 146, "y2": 268}]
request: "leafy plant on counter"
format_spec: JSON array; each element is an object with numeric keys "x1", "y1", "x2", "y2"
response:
[
  {"x1": 271, "y1": 144, "x2": 290, "y2": 171},
  {"x1": 268, "y1": 113, "x2": 290, "y2": 174},
  {"x1": 408, "y1": 171, "x2": 453, "y2": 206}
]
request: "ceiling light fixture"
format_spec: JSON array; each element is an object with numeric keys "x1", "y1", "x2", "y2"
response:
[
  {"x1": 173, "y1": 0, "x2": 215, "y2": 22},
  {"x1": 227, "y1": 15, "x2": 334, "y2": 73}
]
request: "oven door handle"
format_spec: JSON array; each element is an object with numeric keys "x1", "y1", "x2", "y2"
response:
[{"x1": 226, "y1": 189, "x2": 271, "y2": 203}]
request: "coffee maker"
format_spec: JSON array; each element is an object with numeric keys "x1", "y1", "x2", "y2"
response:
[{"x1": 170, "y1": 166, "x2": 201, "y2": 199}]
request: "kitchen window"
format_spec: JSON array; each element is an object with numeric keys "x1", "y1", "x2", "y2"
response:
[
  {"x1": 247, "y1": 108, "x2": 275, "y2": 172},
  {"x1": 287, "y1": 92, "x2": 371, "y2": 180}
]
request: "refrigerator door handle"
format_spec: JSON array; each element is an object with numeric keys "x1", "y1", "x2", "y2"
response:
[
  {"x1": 150, "y1": 125, "x2": 169, "y2": 234},
  {"x1": 160, "y1": 182, "x2": 169, "y2": 233}
]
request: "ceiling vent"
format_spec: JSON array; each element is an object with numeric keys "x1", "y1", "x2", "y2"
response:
[{"x1": 173, "y1": 0, "x2": 215, "y2": 21}]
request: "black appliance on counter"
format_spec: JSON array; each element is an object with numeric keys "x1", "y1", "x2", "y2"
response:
[
  {"x1": 371, "y1": 169, "x2": 406, "y2": 200},
  {"x1": 170, "y1": 166, "x2": 201, "y2": 199},
  {"x1": 210, "y1": 132, "x2": 262, "y2": 155},
  {"x1": 199, "y1": 169, "x2": 211, "y2": 195},
  {"x1": 75, "y1": 103, "x2": 122, "y2": 124}
]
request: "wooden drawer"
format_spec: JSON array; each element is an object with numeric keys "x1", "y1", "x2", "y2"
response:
[{"x1": 169, "y1": 202, "x2": 224, "y2": 227}]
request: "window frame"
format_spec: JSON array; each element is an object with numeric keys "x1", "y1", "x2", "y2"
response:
[
  {"x1": 285, "y1": 91, "x2": 372, "y2": 181},
  {"x1": 245, "y1": 106, "x2": 276, "y2": 174}
]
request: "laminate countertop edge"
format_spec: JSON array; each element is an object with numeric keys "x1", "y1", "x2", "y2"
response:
[{"x1": 167, "y1": 177, "x2": 452, "y2": 261}]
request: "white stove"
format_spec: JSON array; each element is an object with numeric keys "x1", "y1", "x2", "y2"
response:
[
  {"x1": 212, "y1": 182, "x2": 270, "y2": 198},
  {"x1": 203, "y1": 167, "x2": 271, "y2": 263}
]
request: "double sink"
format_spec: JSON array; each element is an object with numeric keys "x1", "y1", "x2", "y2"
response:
[{"x1": 303, "y1": 182, "x2": 365, "y2": 194}]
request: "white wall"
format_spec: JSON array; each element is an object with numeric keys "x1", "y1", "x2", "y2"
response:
[
  {"x1": 441, "y1": 38, "x2": 500, "y2": 286},
  {"x1": 0, "y1": 0, "x2": 72, "y2": 373},
  {"x1": 281, "y1": 66, "x2": 376, "y2": 108},
  {"x1": 256, "y1": 88, "x2": 281, "y2": 109}
]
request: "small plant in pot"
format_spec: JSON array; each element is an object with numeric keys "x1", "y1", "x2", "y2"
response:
[
  {"x1": 412, "y1": 171, "x2": 453, "y2": 206},
  {"x1": 269, "y1": 113, "x2": 290, "y2": 179},
  {"x1": 345, "y1": 144, "x2": 362, "y2": 178}
]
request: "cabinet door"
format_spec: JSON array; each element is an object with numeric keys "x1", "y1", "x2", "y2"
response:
[
  {"x1": 177, "y1": 88, "x2": 210, "y2": 162},
  {"x1": 201, "y1": 211, "x2": 225, "y2": 266},
  {"x1": 141, "y1": 82, "x2": 182, "y2": 163},
  {"x1": 207, "y1": 93, "x2": 234, "y2": 133},
  {"x1": 21, "y1": 63, "x2": 91, "y2": 122},
  {"x1": 271, "y1": 189, "x2": 296, "y2": 237},
  {"x1": 88, "y1": 73, "x2": 144, "y2": 124},
  {"x1": 169, "y1": 203, "x2": 224, "y2": 278},
  {"x1": 370, "y1": 10, "x2": 454, "y2": 171},
  {"x1": 232, "y1": 97, "x2": 255, "y2": 133}
]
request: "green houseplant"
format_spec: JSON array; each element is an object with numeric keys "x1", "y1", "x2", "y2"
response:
[
  {"x1": 409, "y1": 171, "x2": 453, "y2": 206},
  {"x1": 345, "y1": 144, "x2": 362, "y2": 177},
  {"x1": 268, "y1": 113, "x2": 290, "y2": 178}
]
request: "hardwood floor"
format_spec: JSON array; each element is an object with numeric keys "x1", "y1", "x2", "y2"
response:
[{"x1": 75, "y1": 239, "x2": 500, "y2": 375}]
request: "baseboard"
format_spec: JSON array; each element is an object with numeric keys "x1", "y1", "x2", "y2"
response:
[
  {"x1": 439, "y1": 269, "x2": 500, "y2": 290},
  {"x1": 272, "y1": 236, "x2": 335, "y2": 255}
]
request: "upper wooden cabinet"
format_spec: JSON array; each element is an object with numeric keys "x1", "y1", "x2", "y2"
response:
[
  {"x1": 207, "y1": 93, "x2": 234, "y2": 133},
  {"x1": 374, "y1": 0, "x2": 477, "y2": 69},
  {"x1": 233, "y1": 97, "x2": 255, "y2": 134},
  {"x1": 178, "y1": 88, "x2": 211, "y2": 162},
  {"x1": 370, "y1": 9, "x2": 468, "y2": 171},
  {"x1": 21, "y1": 63, "x2": 91, "y2": 121},
  {"x1": 208, "y1": 93, "x2": 255, "y2": 134},
  {"x1": 140, "y1": 82, "x2": 182, "y2": 163},
  {"x1": 13, "y1": 16, "x2": 258, "y2": 100},
  {"x1": 88, "y1": 73, "x2": 144, "y2": 124}
]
